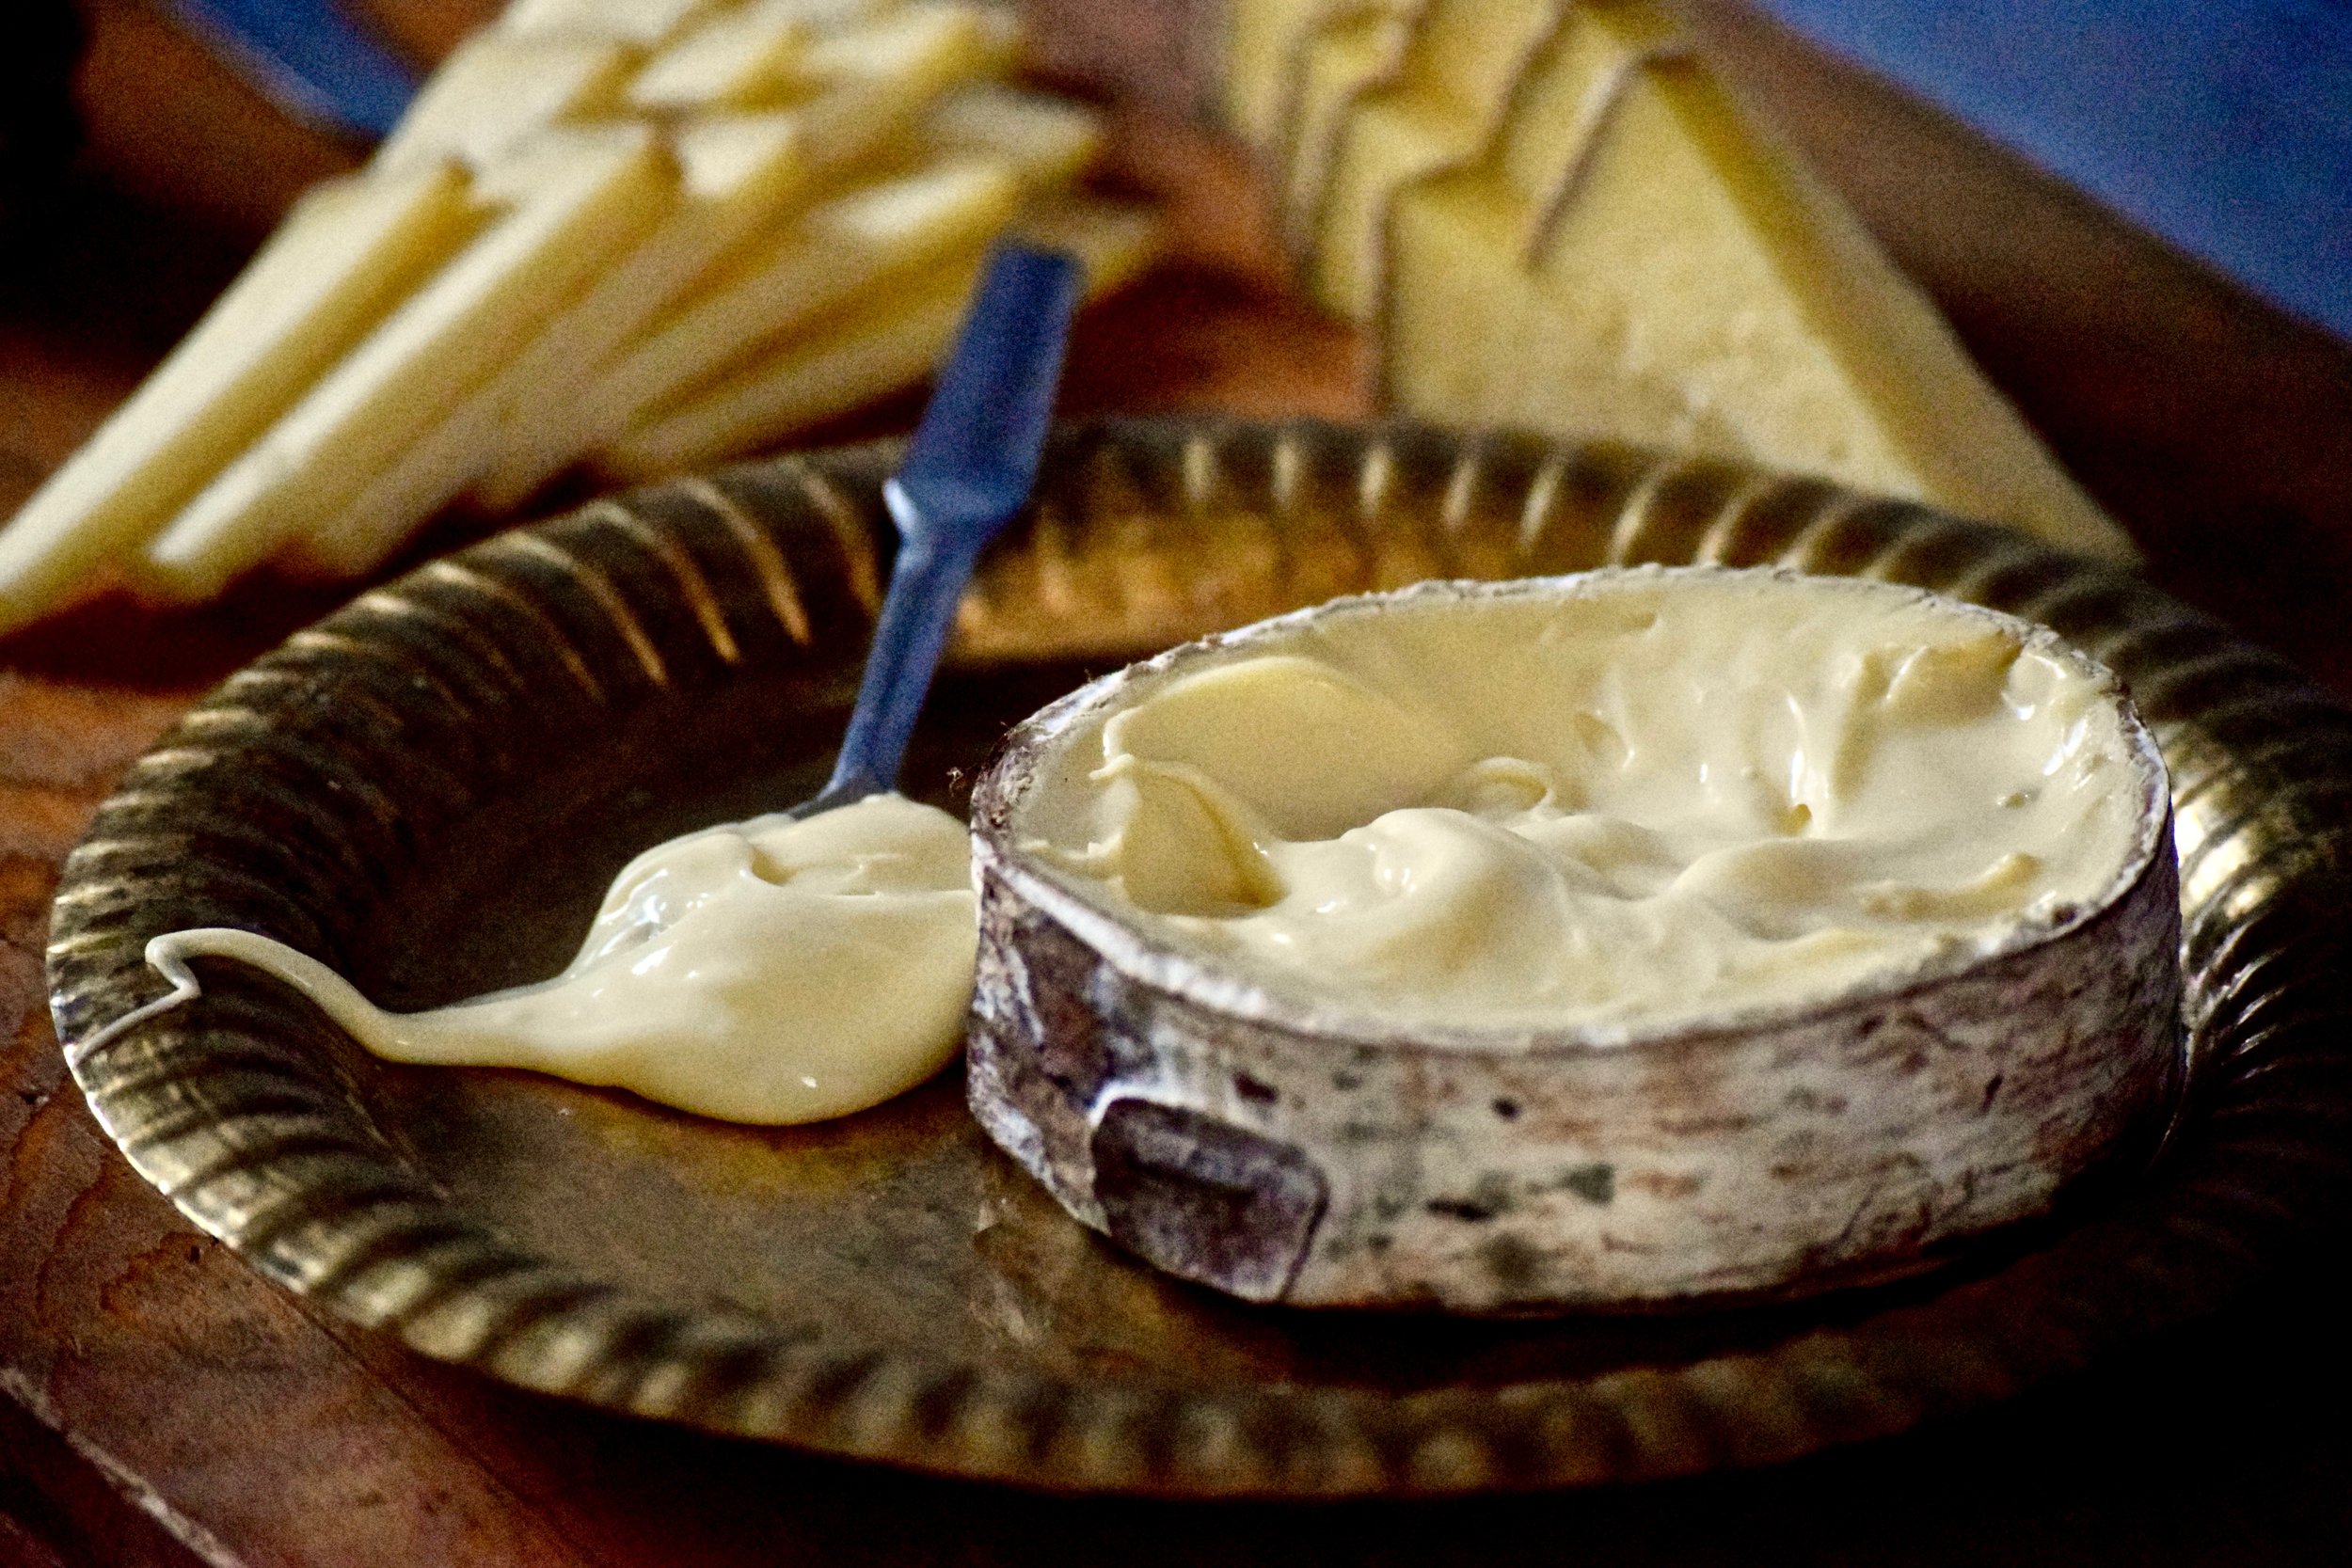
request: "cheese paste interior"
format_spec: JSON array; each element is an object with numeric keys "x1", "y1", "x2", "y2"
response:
[
  {"x1": 132, "y1": 792, "x2": 977, "y2": 1125},
  {"x1": 1014, "y1": 569, "x2": 2149, "y2": 1036}
]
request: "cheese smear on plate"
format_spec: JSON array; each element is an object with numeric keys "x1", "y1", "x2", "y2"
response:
[
  {"x1": 1014, "y1": 569, "x2": 2147, "y2": 1035},
  {"x1": 132, "y1": 793, "x2": 975, "y2": 1125}
]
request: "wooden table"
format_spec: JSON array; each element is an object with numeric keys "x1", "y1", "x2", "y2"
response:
[{"x1": 6, "y1": 3, "x2": 2351, "y2": 1562}]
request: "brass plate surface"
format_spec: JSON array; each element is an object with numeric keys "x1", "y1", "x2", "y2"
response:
[{"x1": 48, "y1": 418, "x2": 2352, "y2": 1496}]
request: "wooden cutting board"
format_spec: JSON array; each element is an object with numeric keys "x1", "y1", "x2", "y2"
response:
[{"x1": 5, "y1": 2, "x2": 2351, "y2": 1563}]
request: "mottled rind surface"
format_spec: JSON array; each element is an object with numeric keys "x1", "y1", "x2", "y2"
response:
[{"x1": 967, "y1": 579, "x2": 2184, "y2": 1308}]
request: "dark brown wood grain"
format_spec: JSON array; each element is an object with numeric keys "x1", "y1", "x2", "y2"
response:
[{"x1": 3, "y1": 1, "x2": 2351, "y2": 1563}]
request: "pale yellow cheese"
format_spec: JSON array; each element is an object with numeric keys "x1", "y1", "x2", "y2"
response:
[
  {"x1": 578, "y1": 158, "x2": 1022, "y2": 467},
  {"x1": 789, "y1": 1, "x2": 998, "y2": 163},
  {"x1": 0, "y1": 165, "x2": 485, "y2": 630},
  {"x1": 132, "y1": 792, "x2": 977, "y2": 1126},
  {"x1": 1018, "y1": 570, "x2": 2147, "y2": 1032},
  {"x1": 601, "y1": 255, "x2": 984, "y2": 477},
  {"x1": 143, "y1": 126, "x2": 677, "y2": 600},
  {"x1": 1384, "y1": 38, "x2": 2134, "y2": 561},
  {"x1": 1014, "y1": 193, "x2": 1164, "y2": 296},
  {"x1": 372, "y1": 33, "x2": 638, "y2": 175},
  {"x1": 294, "y1": 113, "x2": 816, "y2": 576},
  {"x1": 497, "y1": 0, "x2": 734, "y2": 45},
  {"x1": 1222, "y1": 0, "x2": 1331, "y2": 150},
  {"x1": 923, "y1": 83, "x2": 1104, "y2": 193},
  {"x1": 456, "y1": 110, "x2": 815, "y2": 518},
  {"x1": 468, "y1": 15, "x2": 1002, "y2": 510},
  {"x1": 1277, "y1": 1, "x2": 1420, "y2": 249},
  {"x1": 623, "y1": 0, "x2": 895, "y2": 111},
  {"x1": 1308, "y1": 0, "x2": 1563, "y2": 323},
  {"x1": 478, "y1": 83, "x2": 1093, "y2": 514},
  {"x1": 601, "y1": 194, "x2": 1157, "y2": 478}
]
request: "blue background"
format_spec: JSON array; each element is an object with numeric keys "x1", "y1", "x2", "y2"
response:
[{"x1": 1758, "y1": 0, "x2": 2352, "y2": 341}]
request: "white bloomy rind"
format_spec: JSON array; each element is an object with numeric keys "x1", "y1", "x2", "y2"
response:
[{"x1": 965, "y1": 566, "x2": 2183, "y2": 1310}]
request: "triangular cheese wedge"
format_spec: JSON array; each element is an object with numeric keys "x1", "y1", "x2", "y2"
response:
[
  {"x1": 1385, "y1": 40, "x2": 2133, "y2": 561},
  {"x1": 372, "y1": 33, "x2": 638, "y2": 174},
  {"x1": 1309, "y1": 0, "x2": 1563, "y2": 323},
  {"x1": 144, "y1": 125, "x2": 677, "y2": 599},
  {"x1": 1277, "y1": 2, "x2": 1420, "y2": 252},
  {"x1": 601, "y1": 194, "x2": 1157, "y2": 478},
  {"x1": 1384, "y1": 1, "x2": 1686, "y2": 329},
  {"x1": 0, "y1": 164, "x2": 485, "y2": 630}
]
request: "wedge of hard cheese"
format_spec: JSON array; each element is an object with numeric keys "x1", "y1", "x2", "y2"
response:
[
  {"x1": 289, "y1": 111, "x2": 815, "y2": 578},
  {"x1": 1226, "y1": 0, "x2": 1355, "y2": 152},
  {"x1": 583, "y1": 160, "x2": 1024, "y2": 465},
  {"x1": 372, "y1": 32, "x2": 638, "y2": 174},
  {"x1": 497, "y1": 0, "x2": 730, "y2": 45},
  {"x1": 143, "y1": 125, "x2": 676, "y2": 599},
  {"x1": 560, "y1": 86, "x2": 1099, "y2": 496},
  {"x1": 1381, "y1": 12, "x2": 2133, "y2": 561},
  {"x1": 600, "y1": 194, "x2": 1160, "y2": 478},
  {"x1": 1277, "y1": 2, "x2": 1419, "y2": 252},
  {"x1": 1308, "y1": 0, "x2": 1562, "y2": 323},
  {"x1": 0, "y1": 165, "x2": 485, "y2": 630},
  {"x1": 468, "y1": 59, "x2": 1042, "y2": 515}
]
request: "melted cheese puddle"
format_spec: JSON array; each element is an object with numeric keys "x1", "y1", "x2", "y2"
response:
[
  {"x1": 1016, "y1": 569, "x2": 2145, "y2": 1034},
  {"x1": 135, "y1": 793, "x2": 976, "y2": 1124}
]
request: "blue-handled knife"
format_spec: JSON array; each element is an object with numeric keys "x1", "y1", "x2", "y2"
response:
[
  {"x1": 793, "y1": 242, "x2": 1086, "y2": 818},
  {"x1": 165, "y1": 0, "x2": 420, "y2": 139}
]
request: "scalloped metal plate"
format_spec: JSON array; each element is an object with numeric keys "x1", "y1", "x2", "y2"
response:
[{"x1": 49, "y1": 418, "x2": 2352, "y2": 1497}]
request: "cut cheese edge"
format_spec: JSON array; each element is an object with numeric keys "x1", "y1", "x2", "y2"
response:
[
  {"x1": 1309, "y1": 0, "x2": 1563, "y2": 323},
  {"x1": 1278, "y1": 3, "x2": 1419, "y2": 252},
  {"x1": 1224, "y1": 0, "x2": 1339, "y2": 150},
  {"x1": 1383, "y1": 41, "x2": 2132, "y2": 560},
  {"x1": 576, "y1": 157, "x2": 1023, "y2": 469},
  {"x1": 791, "y1": 2, "x2": 998, "y2": 165},
  {"x1": 497, "y1": 0, "x2": 731, "y2": 45},
  {"x1": 602, "y1": 194, "x2": 1158, "y2": 479},
  {"x1": 0, "y1": 164, "x2": 485, "y2": 630},
  {"x1": 596, "y1": 254, "x2": 980, "y2": 477},
  {"x1": 480, "y1": 84, "x2": 1092, "y2": 512},
  {"x1": 623, "y1": 0, "x2": 901, "y2": 111},
  {"x1": 142, "y1": 126, "x2": 677, "y2": 600},
  {"x1": 466, "y1": 109, "x2": 816, "y2": 512},
  {"x1": 285, "y1": 380, "x2": 499, "y2": 580},
  {"x1": 1014, "y1": 193, "x2": 1164, "y2": 298},
  {"x1": 923, "y1": 84, "x2": 1104, "y2": 193},
  {"x1": 372, "y1": 33, "x2": 638, "y2": 175}
]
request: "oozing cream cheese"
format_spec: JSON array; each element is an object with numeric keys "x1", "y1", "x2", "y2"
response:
[
  {"x1": 1014, "y1": 568, "x2": 2150, "y2": 1035},
  {"x1": 135, "y1": 793, "x2": 976, "y2": 1124}
]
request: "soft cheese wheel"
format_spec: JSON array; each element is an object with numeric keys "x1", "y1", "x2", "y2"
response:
[{"x1": 968, "y1": 567, "x2": 2181, "y2": 1308}]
